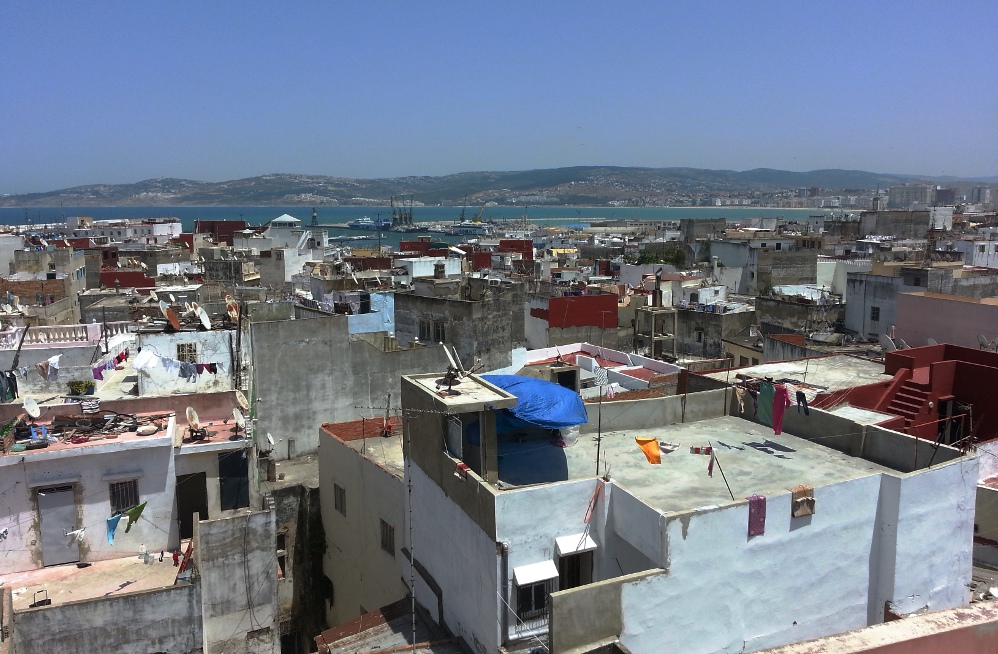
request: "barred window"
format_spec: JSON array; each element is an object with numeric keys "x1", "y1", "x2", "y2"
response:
[
  {"x1": 176, "y1": 343, "x2": 198, "y2": 363},
  {"x1": 380, "y1": 519, "x2": 395, "y2": 556},
  {"x1": 334, "y1": 484, "x2": 346, "y2": 516},
  {"x1": 418, "y1": 319, "x2": 432, "y2": 341},
  {"x1": 516, "y1": 579, "x2": 553, "y2": 620},
  {"x1": 109, "y1": 480, "x2": 139, "y2": 515},
  {"x1": 432, "y1": 321, "x2": 446, "y2": 343}
]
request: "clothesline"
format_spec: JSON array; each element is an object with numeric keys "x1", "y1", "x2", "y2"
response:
[{"x1": 130, "y1": 348, "x2": 226, "y2": 383}]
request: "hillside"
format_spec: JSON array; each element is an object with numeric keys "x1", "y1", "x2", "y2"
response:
[{"x1": 1, "y1": 166, "x2": 989, "y2": 207}]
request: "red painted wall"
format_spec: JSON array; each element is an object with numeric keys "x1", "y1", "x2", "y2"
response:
[
  {"x1": 194, "y1": 219, "x2": 248, "y2": 246},
  {"x1": 499, "y1": 239, "x2": 534, "y2": 260},
  {"x1": 99, "y1": 269, "x2": 154, "y2": 289},
  {"x1": 546, "y1": 294, "x2": 618, "y2": 329}
]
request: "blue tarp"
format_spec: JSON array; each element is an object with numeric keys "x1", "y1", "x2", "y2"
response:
[{"x1": 481, "y1": 374, "x2": 589, "y2": 434}]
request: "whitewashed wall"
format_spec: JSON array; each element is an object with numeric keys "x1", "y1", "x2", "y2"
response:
[
  {"x1": 405, "y1": 465, "x2": 500, "y2": 654},
  {"x1": 0, "y1": 431, "x2": 178, "y2": 574},
  {"x1": 136, "y1": 330, "x2": 234, "y2": 396}
]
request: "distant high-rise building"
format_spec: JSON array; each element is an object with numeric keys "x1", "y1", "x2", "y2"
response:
[
  {"x1": 971, "y1": 186, "x2": 993, "y2": 206},
  {"x1": 888, "y1": 183, "x2": 935, "y2": 209},
  {"x1": 934, "y1": 187, "x2": 956, "y2": 205}
]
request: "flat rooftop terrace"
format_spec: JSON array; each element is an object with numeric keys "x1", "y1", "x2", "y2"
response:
[
  {"x1": 497, "y1": 415, "x2": 894, "y2": 514},
  {"x1": 703, "y1": 355, "x2": 889, "y2": 392},
  {"x1": 3, "y1": 551, "x2": 184, "y2": 610}
]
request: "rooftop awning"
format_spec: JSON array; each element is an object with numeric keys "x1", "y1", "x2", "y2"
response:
[
  {"x1": 480, "y1": 375, "x2": 588, "y2": 434},
  {"x1": 513, "y1": 560, "x2": 559, "y2": 586},
  {"x1": 555, "y1": 533, "x2": 598, "y2": 557}
]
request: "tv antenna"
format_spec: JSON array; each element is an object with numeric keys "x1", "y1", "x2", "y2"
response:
[{"x1": 435, "y1": 344, "x2": 483, "y2": 395}]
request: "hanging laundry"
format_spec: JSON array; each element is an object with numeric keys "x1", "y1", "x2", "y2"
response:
[
  {"x1": 107, "y1": 514, "x2": 122, "y2": 545},
  {"x1": 66, "y1": 527, "x2": 85, "y2": 543},
  {"x1": 16, "y1": 366, "x2": 29, "y2": 379},
  {"x1": 635, "y1": 437, "x2": 661, "y2": 464},
  {"x1": 47, "y1": 355, "x2": 61, "y2": 381},
  {"x1": 747, "y1": 495, "x2": 766, "y2": 536},
  {"x1": 131, "y1": 350, "x2": 159, "y2": 370},
  {"x1": 772, "y1": 384, "x2": 792, "y2": 435},
  {"x1": 35, "y1": 360, "x2": 50, "y2": 380},
  {"x1": 92, "y1": 366, "x2": 104, "y2": 381},
  {"x1": 195, "y1": 364, "x2": 206, "y2": 375},
  {"x1": 178, "y1": 362, "x2": 197, "y2": 382},
  {"x1": 758, "y1": 382, "x2": 775, "y2": 427},
  {"x1": 796, "y1": 390, "x2": 809, "y2": 416},
  {"x1": 748, "y1": 388, "x2": 759, "y2": 417},
  {"x1": 733, "y1": 386, "x2": 746, "y2": 412},
  {"x1": 123, "y1": 502, "x2": 147, "y2": 533},
  {"x1": 207, "y1": 363, "x2": 217, "y2": 374}
]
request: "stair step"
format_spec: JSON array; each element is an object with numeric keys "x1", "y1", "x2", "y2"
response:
[
  {"x1": 899, "y1": 386, "x2": 929, "y2": 398},
  {"x1": 891, "y1": 398, "x2": 925, "y2": 413}
]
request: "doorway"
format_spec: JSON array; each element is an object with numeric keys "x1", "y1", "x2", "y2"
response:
[
  {"x1": 219, "y1": 451, "x2": 250, "y2": 511},
  {"x1": 176, "y1": 472, "x2": 209, "y2": 540},
  {"x1": 558, "y1": 551, "x2": 593, "y2": 590},
  {"x1": 37, "y1": 486, "x2": 79, "y2": 567}
]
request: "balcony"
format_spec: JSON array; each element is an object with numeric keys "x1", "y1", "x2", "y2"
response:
[{"x1": 0, "y1": 321, "x2": 134, "y2": 349}]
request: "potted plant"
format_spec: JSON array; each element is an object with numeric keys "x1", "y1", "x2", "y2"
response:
[{"x1": 67, "y1": 380, "x2": 96, "y2": 396}]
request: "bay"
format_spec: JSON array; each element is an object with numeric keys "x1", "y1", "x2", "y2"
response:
[{"x1": 0, "y1": 205, "x2": 826, "y2": 249}]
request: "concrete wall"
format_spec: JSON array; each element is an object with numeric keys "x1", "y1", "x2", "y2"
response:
[
  {"x1": 845, "y1": 273, "x2": 900, "y2": 338},
  {"x1": 250, "y1": 315, "x2": 450, "y2": 460},
  {"x1": 395, "y1": 282, "x2": 524, "y2": 371},
  {"x1": 755, "y1": 296, "x2": 845, "y2": 334},
  {"x1": 11, "y1": 582, "x2": 202, "y2": 654},
  {"x1": 580, "y1": 389, "x2": 728, "y2": 434},
  {"x1": 0, "y1": 429, "x2": 178, "y2": 573},
  {"x1": 674, "y1": 308, "x2": 756, "y2": 359},
  {"x1": 895, "y1": 294, "x2": 998, "y2": 349},
  {"x1": 318, "y1": 431, "x2": 407, "y2": 626},
  {"x1": 136, "y1": 330, "x2": 235, "y2": 395},
  {"x1": 195, "y1": 507, "x2": 279, "y2": 654},
  {"x1": 404, "y1": 463, "x2": 501, "y2": 654}
]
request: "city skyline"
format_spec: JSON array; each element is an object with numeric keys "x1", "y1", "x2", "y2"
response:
[{"x1": 2, "y1": 0, "x2": 996, "y2": 194}]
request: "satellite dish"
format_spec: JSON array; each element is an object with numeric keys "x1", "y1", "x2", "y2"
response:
[
  {"x1": 879, "y1": 333, "x2": 898, "y2": 352},
  {"x1": 165, "y1": 307, "x2": 181, "y2": 331},
  {"x1": 23, "y1": 397, "x2": 40, "y2": 419},
  {"x1": 197, "y1": 306, "x2": 211, "y2": 330},
  {"x1": 150, "y1": 290, "x2": 158, "y2": 301},
  {"x1": 2, "y1": 304, "x2": 11, "y2": 313},
  {"x1": 158, "y1": 300, "x2": 169, "y2": 317},
  {"x1": 139, "y1": 262, "x2": 147, "y2": 270},
  {"x1": 183, "y1": 302, "x2": 194, "y2": 315},
  {"x1": 186, "y1": 407, "x2": 200, "y2": 429},
  {"x1": 169, "y1": 294, "x2": 176, "y2": 302},
  {"x1": 233, "y1": 409, "x2": 245, "y2": 428},
  {"x1": 267, "y1": 432, "x2": 275, "y2": 445},
  {"x1": 927, "y1": 337, "x2": 938, "y2": 345}
]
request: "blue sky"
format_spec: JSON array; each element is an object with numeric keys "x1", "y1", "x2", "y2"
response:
[{"x1": 2, "y1": 1, "x2": 996, "y2": 193}]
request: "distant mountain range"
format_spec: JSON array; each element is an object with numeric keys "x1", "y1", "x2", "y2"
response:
[{"x1": 2, "y1": 167, "x2": 995, "y2": 207}]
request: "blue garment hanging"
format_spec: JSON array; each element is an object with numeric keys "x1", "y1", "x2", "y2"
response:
[{"x1": 106, "y1": 514, "x2": 122, "y2": 545}]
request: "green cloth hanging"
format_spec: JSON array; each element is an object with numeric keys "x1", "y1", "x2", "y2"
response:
[
  {"x1": 758, "y1": 382, "x2": 774, "y2": 428},
  {"x1": 123, "y1": 501, "x2": 147, "y2": 533}
]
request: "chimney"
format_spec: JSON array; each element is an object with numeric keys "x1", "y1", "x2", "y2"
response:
[{"x1": 434, "y1": 262, "x2": 446, "y2": 279}]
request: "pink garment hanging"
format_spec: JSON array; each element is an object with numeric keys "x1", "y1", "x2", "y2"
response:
[{"x1": 772, "y1": 384, "x2": 792, "y2": 435}]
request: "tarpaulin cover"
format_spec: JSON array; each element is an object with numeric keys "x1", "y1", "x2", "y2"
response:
[{"x1": 481, "y1": 374, "x2": 589, "y2": 434}]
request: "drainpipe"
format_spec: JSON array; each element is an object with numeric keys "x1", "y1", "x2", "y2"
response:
[{"x1": 498, "y1": 541, "x2": 510, "y2": 644}]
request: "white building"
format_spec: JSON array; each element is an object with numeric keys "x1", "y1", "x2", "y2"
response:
[
  {"x1": 66, "y1": 217, "x2": 183, "y2": 244},
  {"x1": 397, "y1": 372, "x2": 976, "y2": 654}
]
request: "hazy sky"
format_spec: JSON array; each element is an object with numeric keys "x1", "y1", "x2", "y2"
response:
[{"x1": 2, "y1": 1, "x2": 996, "y2": 194}]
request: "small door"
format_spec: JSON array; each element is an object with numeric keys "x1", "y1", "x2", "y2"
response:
[
  {"x1": 558, "y1": 551, "x2": 593, "y2": 591},
  {"x1": 176, "y1": 472, "x2": 209, "y2": 540},
  {"x1": 218, "y1": 451, "x2": 249, "y2": 511},
  {"x1": 37, "y1": 486, "x2": 79, "y2": 567}
]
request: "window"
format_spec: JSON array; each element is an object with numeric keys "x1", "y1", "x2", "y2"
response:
[
  {"x1": 418, "y1": 319, "x2": 431, "y2": 341},
  {"x1": 912, "y1": 276, "x2": 922, "y2": 287},
  {"x1": 775, "y1": 242, "x2": 782, "y2": 250},
  {"x1": 761, "y1": 243, "x2": 767, "y2": 248},
  {"x1": 516, "y1": 579, "x2": 553, "y2": 620},
  {"x1": 558, "y1": 551, "x2": 593, "y2": 590},
  {"x1": 176, "y1": 342, "x2": 198, "y2": 363},
  {"x1": 752, "y1": 358, "x2": 760, "y2": 365},
  {"x1": 109, "y1": 479, "x2": 139, "y2": 515},
  {"x1": 739, "y1": 356, "x2": 749, "y2": 366},
  {"x1": 432, "y1": 320, "x2": 446, "y2": 343},
  {"x1": 981, "y1": 245, "x2": 986, "y2": 253},
  {"x1": 696, "y1": 330, "x2": 703, "y2": 343},
  {"x1": 870, "y1": 306, "x2": 881, "y2": 322},
  {"x1": 380, "y1": 519, "x2": 395, "y2": 555},
  {"x1": 334, "y1": 484, "x2": 346, "y2": 515}
]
